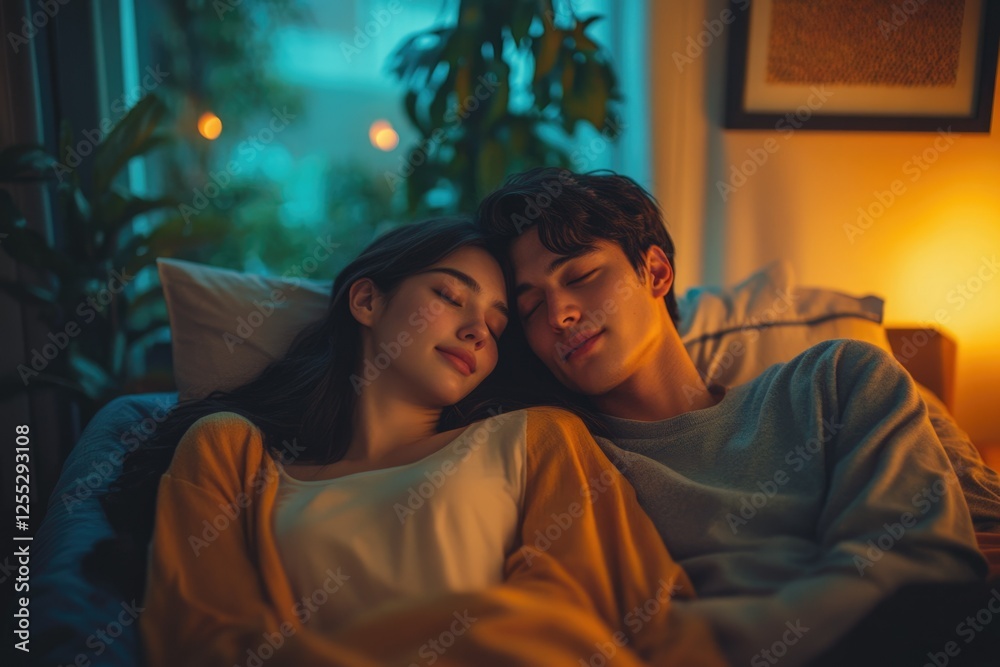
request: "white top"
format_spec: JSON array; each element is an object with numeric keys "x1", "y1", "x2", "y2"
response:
[{"x1": 272, "y1": 410, "x2": 528, "y2": 633}]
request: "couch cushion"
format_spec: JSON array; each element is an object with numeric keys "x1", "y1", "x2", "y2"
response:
[{"x1": 33, "y1": 392, "x2": 177, "y2": 667}]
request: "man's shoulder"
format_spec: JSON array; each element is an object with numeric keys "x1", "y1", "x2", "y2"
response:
[{"x1": 769, "y1": 339, "x2": 898, "y2": 382}]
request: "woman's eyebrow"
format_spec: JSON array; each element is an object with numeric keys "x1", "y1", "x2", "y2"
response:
[{"x1": 421, "y1": 267, "x2": 510, "y2": 319}]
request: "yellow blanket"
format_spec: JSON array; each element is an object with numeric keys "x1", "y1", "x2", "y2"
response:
[{"x1": 141, "y1": 406, "x2": 725, "y2": 666}]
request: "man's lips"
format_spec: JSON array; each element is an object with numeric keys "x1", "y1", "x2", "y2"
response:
[
  {"x1": 563, "y1": 329, "x2": 605, "y2": 361},
  {"x1": 436, "y1": 347, "x2": 476, "y2": 375}
]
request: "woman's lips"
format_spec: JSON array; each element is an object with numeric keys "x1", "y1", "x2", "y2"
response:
[{"x1": 436, "y1": 348, "x2": 474, "y2": 376}]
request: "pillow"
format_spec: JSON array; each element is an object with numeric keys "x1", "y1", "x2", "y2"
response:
[
  {"x1": 160, "y1": 257, "x2": 891, "y2": 399},
  {"x1": 678, "y1": 259, "x2": 893, "y2": 388},
  {"x1": 158, "y1": 258, "x2": 331, "y2": 400}
]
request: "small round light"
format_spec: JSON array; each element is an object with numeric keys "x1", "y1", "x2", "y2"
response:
[
  {"x1": 369, "y1": 119, "x2": 399, "y2": 151},
  {"x1": 198, "y1": 112, "x2": 223, "y2": 140}
]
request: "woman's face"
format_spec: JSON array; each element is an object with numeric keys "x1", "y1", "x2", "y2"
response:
[{"x1": 360, "y1": 245, "x2": 510, "y2": 408}]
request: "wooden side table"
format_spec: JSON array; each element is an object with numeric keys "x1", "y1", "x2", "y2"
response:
[
  {"x1": 885, "y1": 327, "x2": 957, "y2": 412},
  {"x1": 979, "y1": 443, "x2": 1000, "y2": 473}
]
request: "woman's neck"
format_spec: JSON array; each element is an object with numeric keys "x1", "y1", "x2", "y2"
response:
[{"x1": 344, "y1": 385, "x2": 443, "y2": 464}]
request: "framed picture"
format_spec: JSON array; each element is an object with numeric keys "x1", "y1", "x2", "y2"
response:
[{"x1": 724, "y1": 0, "x2": 1000, "y2": 132}]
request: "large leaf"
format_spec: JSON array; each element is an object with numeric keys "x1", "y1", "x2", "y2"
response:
[
  {"x1": 94, "y1": 188, "x2": 182, "y2": 245},
  {"x1": 475, "y1": 138, "x2": 506, "y2": 198},
  {"x1": 93, "y1": 94, "x2": 168, "y2": 192},
  {"x1": 68, "y1": 353, "x2": 117, "y2": 401},
  {"x1": 116, "y1": 214, "x2": 233, "y2": 276},
  {"x1": 389, "y1": 27, "x2": 455, "y2": 84},
  {"x1": 570, "y1": 15, "x2": 602, "y2": 52},
  {"x1": 479, "y1": 60, "x2": 510, "y2": 130},
  {"x1": 563, "y1": 57, "x2": 608, "y2": 130},
  {"x1": 532, "y1": 20, "x2": 563, "y2": 82}
]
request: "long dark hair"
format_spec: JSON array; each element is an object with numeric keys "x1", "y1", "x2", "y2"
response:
[{"x1": 89, "y1": 217, "x2": 517, "y2": 597}]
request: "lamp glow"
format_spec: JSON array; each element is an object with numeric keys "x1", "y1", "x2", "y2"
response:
[
  {"x1": 369, "y1": 120, "x2": 399, "y2": 151},
  {"x1": 198, "y1": 112, "x2": 223, "y2": 140}
]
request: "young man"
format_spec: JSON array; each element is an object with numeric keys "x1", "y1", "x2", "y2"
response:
[{"x1": 476, "y1": 167, "x2": 993, "y2": 666}]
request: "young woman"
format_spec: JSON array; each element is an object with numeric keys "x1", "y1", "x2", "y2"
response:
[{"x1": 103, "y1": 218, "x2": 724, "y2": 666}]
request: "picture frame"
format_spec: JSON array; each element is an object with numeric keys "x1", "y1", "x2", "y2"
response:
[{"x1": 724, "y1": 0, "x2": 1000, "y2": 132}]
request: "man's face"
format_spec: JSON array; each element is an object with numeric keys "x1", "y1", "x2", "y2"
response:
[{"x1": 509, "y1": 226, "x2": 672, "y2": 397}]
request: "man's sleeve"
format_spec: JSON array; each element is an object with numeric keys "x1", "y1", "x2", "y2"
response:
[{"x1": 670, "y1": 341, "x2": 987, "y2": 667}]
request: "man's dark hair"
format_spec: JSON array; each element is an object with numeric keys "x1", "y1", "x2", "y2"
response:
[{"x1": 476, "y1": 167, "x2": 679, "y2": 327}]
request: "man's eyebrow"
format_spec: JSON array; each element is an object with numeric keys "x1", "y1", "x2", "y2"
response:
[
  {"x1": 422, "y1": 267, "x2": 510, "y2": 319},
  {"x1": 514, "y1": 248, "x2": 597, "y2": 297}
]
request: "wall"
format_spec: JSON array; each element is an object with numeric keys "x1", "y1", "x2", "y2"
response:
[{"x1": 652, "y1": 0, "x2": 1000, "y2": 444}]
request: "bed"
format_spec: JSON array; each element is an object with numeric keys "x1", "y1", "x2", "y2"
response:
[{"x1": 30, "y1": 258, "x2": 1000, "y2": 666}]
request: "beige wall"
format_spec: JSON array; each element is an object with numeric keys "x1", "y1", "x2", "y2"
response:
[{"x1": 652, "y1": 0, "x2": 1000, "y2": 444}]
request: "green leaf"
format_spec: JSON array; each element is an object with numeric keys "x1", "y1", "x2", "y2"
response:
[
  {"x1": 94, "y1": 189, "x2": 181, "y2": 237},
  {"x1": 476, "y1": 138, "x2": 505, "y2": 198},
  {"x1": 571, "y1": 15, "x2": 602, "y2": 52},
  {"x1": 403, "y1": 90, "x2": 425, "y2": 136},
  {"x1": 68, "y1": 353, "x2": 117, "y2": 401},
  {"x1": 116, "y1": 214, "x2": 233, "y2": 276},
  {"x1": 532, "y1": 22, "x2": 563, "y2": 82},
  {"x1": 563, "y1": 58, "x2": 608, "y2": 130},
  {"x1": 480, "y1": 61, "x2": 510, "y2": 129},
  {"x1": 93, "y1": 94, "x2": 168, "y2": 193}
]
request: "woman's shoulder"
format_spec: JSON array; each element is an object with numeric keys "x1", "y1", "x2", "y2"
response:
[
  {"x1": 172, "y1": 411, "x2": 267, "y2": 478},
  {"x1": 185, "y1": 410, "x2": 261, "y2": 436}
]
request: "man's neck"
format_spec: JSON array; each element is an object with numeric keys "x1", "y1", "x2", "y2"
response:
[{"x1": 591, "y1": 338, "x2": 721, "y2": 422}]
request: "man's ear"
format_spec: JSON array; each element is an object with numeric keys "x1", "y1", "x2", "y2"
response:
[
  {"x1": 644, "y1": 245, "x2": 674, "y2": 299},
  {"x1": 348, "y1": 278, "x2": 383, "y2": 327}
]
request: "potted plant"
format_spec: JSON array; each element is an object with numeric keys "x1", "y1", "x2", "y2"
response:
[
  {"x1": 389, "y1": 0, "x2": 623, "y2": 214},
  {"x1": 0, "y1": 93, "x2": 232, "y2": 419}
]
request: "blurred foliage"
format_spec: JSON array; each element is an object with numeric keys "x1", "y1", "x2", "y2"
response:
[
  {"x1": 389, "y1": 0, "x2": 622, "y2": 214},
  {"x1": 0, "y1": 94, "x2": 233, "y2": 418},
  {"x1": 153, "y1": 0, "x2": 310, "y2": 136}
]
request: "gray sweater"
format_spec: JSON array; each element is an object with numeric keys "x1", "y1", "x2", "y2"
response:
[{"x1": 593, "y1": 339, "x2": 986, "y2": 666}]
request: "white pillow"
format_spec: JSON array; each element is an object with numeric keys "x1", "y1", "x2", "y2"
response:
[
  {"x1": 679, "y1": 260, "x2": 892, "y2": 388},
  {"x1": 159, "y1": 257, "x2": 892, "y2": 399},
  {"x1": 157, "y1": 258, "x2": 331, "y2": 400}
]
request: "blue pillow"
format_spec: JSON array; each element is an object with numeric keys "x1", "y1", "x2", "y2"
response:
[{"x1": 33, "y1": 393, "x2": 177, "y2": 667}]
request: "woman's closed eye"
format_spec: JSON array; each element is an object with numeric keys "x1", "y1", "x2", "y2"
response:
[
  {"x1": 435, "y1": 288, "x2": 462, "y2": 306},
  {"x1": 436, "y1": 288, "x2": 503, "y2": 341}
]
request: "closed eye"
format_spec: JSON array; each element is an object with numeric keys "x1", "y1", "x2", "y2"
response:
[
  {"x1": 435, "y1": 289, "x2": 461, "y2": 306},
  {"x1": 522, "y1": 299, "x2": 542, "y2": 320},
  {"x1": 568, "y1": 269, "x2": 597, "y2": 285}
]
